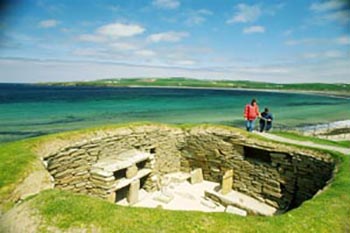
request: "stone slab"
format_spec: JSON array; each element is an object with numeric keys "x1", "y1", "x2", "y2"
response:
[
  {"x1": 191, "y1": 168, "x2": 203, "y2": 184},
  {"x1": 153, "y1": 193, "x2": 174, "y2": 204},
  {"x1": 221, "y1": 169, "x2": 233, "y2": 195},
  {"x1": 205, "y1": 189, "x2": 277, "y2": 216},
  {"x1": 225, "y1": 205, "x2": 247, "y2": 216},
  {"x1": 92, "y1": 149, "x2": 151, "y2": 172},
  {"x1": 163, "y1": 172, "x2": 191, "y2": 183}
]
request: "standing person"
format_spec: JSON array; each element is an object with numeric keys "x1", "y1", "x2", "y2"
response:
[
  {"x1": 244, "y1": 98, "x2": 260, "y2": 132},
  {"x1": 260, "y1": 108, "x2": 273, "y2": 132}
]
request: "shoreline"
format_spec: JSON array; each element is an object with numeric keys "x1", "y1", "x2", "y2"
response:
[
  {"x1": 124, "y1": 85, "x2": 350, "y2": 99},
  {"x1": 298, "y1": 119, "x2": 350, "y2": 134},
  {"x1": 32, "y1": 82, "x2": 350, "y2": 99}
]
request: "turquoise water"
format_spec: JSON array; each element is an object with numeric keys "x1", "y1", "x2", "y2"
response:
[{"x1": 0, "y1": 84, "x2": 349, "y2": 142}]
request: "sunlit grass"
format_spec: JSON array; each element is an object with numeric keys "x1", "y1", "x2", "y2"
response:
[{"x1": 0, "y1": 124, "x2": 349, "y2": 232}]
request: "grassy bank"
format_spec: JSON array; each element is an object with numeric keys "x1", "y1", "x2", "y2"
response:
[
  {"x1": 1, "y1": 123, "x2": 349, "y2": 232},
  {"x1": 41, "y1": 77, "x2": 350, "y2": 97},
  {"x1": 0, "y1": 139, "x2": 38, "y2": 210}
]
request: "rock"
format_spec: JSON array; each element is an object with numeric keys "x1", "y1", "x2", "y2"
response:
[
  {"x1": 191, "y1": 168, "x2": 203, "y2": 184},
  {"x1": 153, "y1": 192, "x2": 174, "y2": 204},
  {"x1": 107, "y1": 192, "x2": 116, "y2": 203},
  {"x1": 126, "y1": 165, "x2": 138, "y2": 179},
  {"x1": 221, "y1": 169, "x2": 233, "y2": 195},
  {"x1": 225, "y1": 205, "x2": 247, "y2": 216},
  {"x1": 164, "y1": 172, "x2": 191, "y2": 183},
  {"x1": 127, "y1": 179, "x2": 140, "y2": 205},
  {"x1": 200, "y1": 199, "x2": 217, "y2": 209}
]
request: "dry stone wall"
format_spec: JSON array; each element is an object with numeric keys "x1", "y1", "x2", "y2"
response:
[
  {"x1": 41, "y1": 124, "x2": 334, "y2": 212},
  {"x1": 44, "y1": 125, "x2": 184, "y2": 199},
  {"x1": 180, "y1": 126, "x2": 334, "y2": 210}
]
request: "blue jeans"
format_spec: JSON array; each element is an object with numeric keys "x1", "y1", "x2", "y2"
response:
[{"x1": 245, "y1": 120, "x2": 255, "y2": 132}]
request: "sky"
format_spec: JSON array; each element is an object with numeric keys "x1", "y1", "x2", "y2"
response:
[{"x1": 0, "y1": 0, "x2": 349, "y2": 83}]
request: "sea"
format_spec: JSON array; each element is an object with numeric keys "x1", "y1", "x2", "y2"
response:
[{"x1": 1, "y1": 83, "x2": 350, "y2": 143}]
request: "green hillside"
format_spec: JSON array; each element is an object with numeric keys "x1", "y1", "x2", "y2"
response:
[{"x1": 41, "y1": 78, "x2": 350, "y2": 95}]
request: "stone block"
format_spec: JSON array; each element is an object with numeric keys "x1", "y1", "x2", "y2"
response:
[
  {"x1": 191, "y1": 168, "x2": 203, "y2": 184},
  {"x1": 225, "y1": 205, "x2": 247, "y2": 216},
  {"x1": 200, "y1": 199, "x2": 217, "y2": 209},
  {"x1": 127, "y1": 179, "x2": 140, "y2": 205},
  {"x1": 153, "y1": 193, "x2": 174, "y2": 204},
  {"x1": 126, "y1": 165, "x2": 138, "y2": 179},
  {"x1": 221, "y1": 169, "x2": 233, "y2": 195},
  {"x1": 107, "y1": 192, "x2": 116, "y2": 203}
]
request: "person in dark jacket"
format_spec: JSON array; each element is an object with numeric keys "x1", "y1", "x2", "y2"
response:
[{"x1": 259, "y1": 108, "x2": 273, "y2": 132}]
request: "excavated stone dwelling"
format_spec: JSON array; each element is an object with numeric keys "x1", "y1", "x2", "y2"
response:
[{"x1": 40, "y1": 124, "x2": 334, "y2": 215}]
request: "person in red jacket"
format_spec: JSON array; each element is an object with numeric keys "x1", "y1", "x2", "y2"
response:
[{"x1": 244, "y1": 98, "x2": 260, "y2": 132}]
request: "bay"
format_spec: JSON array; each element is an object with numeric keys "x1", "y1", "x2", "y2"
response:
[{"x1": 0, "y1": 83, "x2": 349, "y2": 142}]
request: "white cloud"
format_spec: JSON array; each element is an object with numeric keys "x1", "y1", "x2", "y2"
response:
[
  {"x1": 106, "y1": 4, "x2": 120, "y2": 12},
  {"x1": 336, "y1": 36, "x2": 350, "y2": 45},
  {"x1": 310, "y1": 0, "x2": 345, "y2": 12},
  {"x1": 110, "y1": 42, "x2": 138, "y2": 51},
  {"x1": 302, "y1": 50, "x2": 344, "y2": 59},
  {"x1": 96, "y1": 23, "x2": 145, "y2": 38},
  {"x1": 2, "y1": 57, "x2": 349, "y2": 83},
  {"x1": 72, "y1": 48, "x2": 106, "y2": 57},
  {"x1": 134, "y1": 50, "x2": 156, "y2": 57},
  {"x1": 324, "y1": 50, "x2": 343, "y2": 58},
  {"x1": 309, "y1": 0, "x2": 350, "y2": 25},
  {"x1": 186, "y1": 16, "x2": 206, "y2": 25},
  {"x1": 285, "y1": 38, "x2": 321, "y2": 46},
  {"x1": 38, "y1": 19, "x2": 59, "y2": 28},
  {"x1": 77, "y1": 22, "x2": 146, "y2": 44},
  {"x1": 78, "y1": 34, "x2": 106, "y2": 43},
  {"x1": 152, "y1": 0, "x2": 180, "y2": 9},
  {"x1": 175, "y1": 60, "x2": 196, "y2": 66},
  {"x1": 321, "y1": 10, "x2": 350, "y2": 24},
  {"x1": 226, "y1": 4, "x2": 261, "y2": 24},
  {"x1": 243, "y1": 25, "x2": 265, "y2": 34},
  {"x1": 283, "y1": 29, "x2": 293, "y2": 36},
  {"x1": 148, "y1": 31, "x2": 189, "y2": 43},
  {"x1": 185, "y1": 9, "x2": 213, "y2": 26},
  {"x1": 285, "y1": 36, "x2": 350, "y2": 46}
]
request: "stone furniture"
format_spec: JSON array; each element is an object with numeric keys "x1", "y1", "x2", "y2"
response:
[{"x1": 42, "y1": 124, "x2": 334, "y2": 213}]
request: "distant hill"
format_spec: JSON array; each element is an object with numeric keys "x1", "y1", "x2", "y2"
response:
[{"x1": 40, "y1": 77, "x2": 350, "y2": 96}]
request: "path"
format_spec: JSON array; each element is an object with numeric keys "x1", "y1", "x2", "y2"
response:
[{"x1": 258, "y1": 133, "x2": 350, "y2": 155}]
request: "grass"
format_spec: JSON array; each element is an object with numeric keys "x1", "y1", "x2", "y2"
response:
[
  {"x1": 30, "y1": 150, "x2": 349, "y2": 232},
  {"x1": 0, "y1": 123, "x2": 349, "y2": 232},
  {"x1": 0, "y1": 139, "x2": 38, "y2": 210},
  {"x1": 272, "y1": 131, "x2": 350, "y2": 148}
]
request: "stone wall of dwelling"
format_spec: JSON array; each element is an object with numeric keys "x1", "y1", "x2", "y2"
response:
[
  {"x1": 179, "y1": 126, "x2": 334, "y2": 210},
  {"x1": 43, "y1": 124, "x2": 334, "y2": 210},
  {"x1": 44, "y1": 125, "x2": 185, "y2": 198}
]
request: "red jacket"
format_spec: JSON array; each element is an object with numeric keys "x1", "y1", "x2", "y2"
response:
[{"x1": 244, "y1": 103, "x2": 259, "y2": 120}]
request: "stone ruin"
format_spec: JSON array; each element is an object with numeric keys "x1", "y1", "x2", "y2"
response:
[{"x1": 40, "y1": 124, "x2": 335, "y2": 216}]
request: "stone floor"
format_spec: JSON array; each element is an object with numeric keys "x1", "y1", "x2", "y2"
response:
[{"x1": 116, "y1": 174, "x2": 277, "y2": 216}]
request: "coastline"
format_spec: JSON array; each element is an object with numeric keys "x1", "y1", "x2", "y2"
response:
[
  {"x1": 299, "y1": 120, "x2": 350, "y2": 140},
  {"x1": 125, "y1": 85, "x2": 350, "y2": 99}
]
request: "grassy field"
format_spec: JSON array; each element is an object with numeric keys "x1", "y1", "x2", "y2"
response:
[
  {"x1": 41, "y1": 77, "x2": 350, "y2": 96},
  {"x1": 1, "y1": 124, "x2": 349, "y2": 232}
]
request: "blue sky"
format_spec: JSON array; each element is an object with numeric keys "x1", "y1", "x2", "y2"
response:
[{"x1": 0, "y1": 0, "x2": 349, "y2": 83}]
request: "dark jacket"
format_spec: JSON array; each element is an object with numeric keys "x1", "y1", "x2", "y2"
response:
[{"x1": 260, "y1": 112, "x2": 273, "y2": 125}]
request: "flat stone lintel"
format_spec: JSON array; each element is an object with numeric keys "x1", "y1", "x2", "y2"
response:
[{"x1": 92, "y1": 150, "x2": 151, "y2": 172}]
